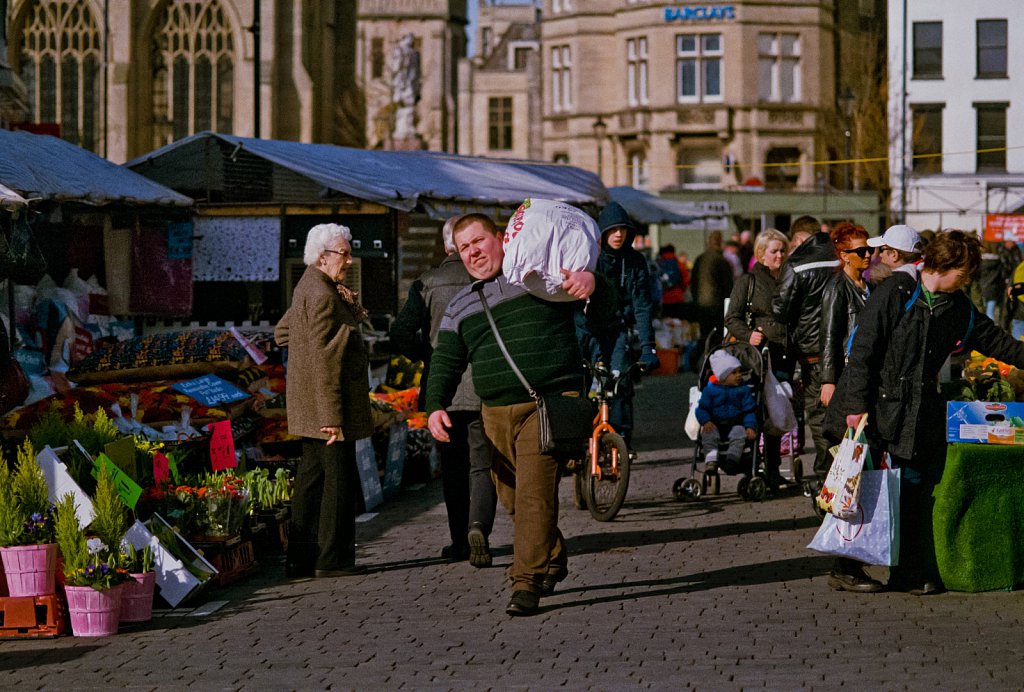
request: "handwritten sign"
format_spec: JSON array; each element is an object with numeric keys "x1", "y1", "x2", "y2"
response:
[
  {"x1": 167, "y1": 222, "x2": 194, "y2": 260},
  {"x1": 208, "y1": 420, "x2": 237, "y2": 471},
  {"x1": 382, "y1": 422, "x2": 408, "y2": 499},
  {"x1": 355, "y1": 437, "x2": 383, "y2": 511},
  {"x1": 104, "y1": 436, "x2": 138, "y2": 481},
  {"x1": 92, "y1": 453, "x2": 144, "y2": 509},
  {"x1": 172, "y1": 374, "x2": 249, "y2": 407},
  {"x1": 153, "y1": 451, "x2": 170, "y2": 485}
]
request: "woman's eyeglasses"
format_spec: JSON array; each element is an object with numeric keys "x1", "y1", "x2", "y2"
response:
[
  {"x1": 323, "y1": 249, "x2": 352, "y2": 259},
  {"x1": 841, "y1": 247, "x2": 873, "y2": 259}
]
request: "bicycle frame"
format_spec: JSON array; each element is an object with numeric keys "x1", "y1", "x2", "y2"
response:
[{"x1": 586, "y1": 362, "x2": 642, "y2": 481}]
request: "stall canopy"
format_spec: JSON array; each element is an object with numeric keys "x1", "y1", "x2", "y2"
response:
[
  {"x1": 608, "y1": 186, "x2": 710, "y2": 225},
  {"x1": 0, "y1": 129, "x2": 192, "y2": 206},
  {"x1": 126, "y1": 132, "x2": 608, "y2": 216},
  {"x1": 0, "y1": 182, "x2": 27, "y2": 209}
]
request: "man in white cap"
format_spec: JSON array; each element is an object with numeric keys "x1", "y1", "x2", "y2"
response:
[
  {"x1": 868, "y1": 224, "x2": 922, "y2": 278},
  {"x1": 694, "y1": 350, "x2": 757, "y2": 473}
]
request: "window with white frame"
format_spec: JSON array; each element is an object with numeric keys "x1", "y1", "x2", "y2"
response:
[
  {"x1": 676, "y1": 34, "x2": 722, "y2": 102},
  {"x1": 627, "y1": 37, "x2": 649, "y2": 107},
  {"x1": 17, "y1": 1, "x2": 102, "y2": 152},
  {"x1": 629, "y1": 150, "x2": 650, "y2": 189},
  {"x1": 151, "y1": 0, "x2": 234, "y2": 148},
  {"x1": 758, "y1": 33, "x2": 801, "y2": 102},
  {"x1": 551, "y1": 45, "x2": 572, "y2": 112}
]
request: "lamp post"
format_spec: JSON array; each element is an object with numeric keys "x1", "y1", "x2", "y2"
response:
[
  {"x1": 250, "y1": 0, "x2": 261, "y2": 138},
  {"x1": 593, "y1": 116, "x2": 607, "y2": 180},
  {"x1": 838, "y1": 87, "x2": 855, "y2": 191}
]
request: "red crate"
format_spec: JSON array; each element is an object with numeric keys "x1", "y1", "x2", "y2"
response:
[{"x1": 0, "y1": 594, "x2": 66, "y2": 638}]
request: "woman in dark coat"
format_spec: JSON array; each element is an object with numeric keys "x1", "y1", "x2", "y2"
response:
[
  {"x1": 274, "y1": 223, "x2": 374, "y2": 578},
  {"x1": 724, "y1": 228, "x2": 790, "y2": 491}
]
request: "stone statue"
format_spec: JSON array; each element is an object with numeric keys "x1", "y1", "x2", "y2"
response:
[{"x1": 389, "y1": 33, "x2": 421, "y2": 141}]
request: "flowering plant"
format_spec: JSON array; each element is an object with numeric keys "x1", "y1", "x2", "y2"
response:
[
  {"x1": 0, "y1": 440, "x2": 57, "y2": 546},
  {"x1": 169, "y1": 473, "x2": 250, "y2": 540},
  {"x1": 63, "y1": 539, "x2": 132, "y2": 591}
]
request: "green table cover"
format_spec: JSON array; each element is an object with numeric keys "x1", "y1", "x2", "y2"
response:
[{"x1": 934, "y1": 443, "x2": 1024, "y2": 592}]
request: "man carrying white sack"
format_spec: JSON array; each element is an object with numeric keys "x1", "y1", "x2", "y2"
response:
[{"x1": 426, "y1": 212, "x2": 614, "y2": 617}]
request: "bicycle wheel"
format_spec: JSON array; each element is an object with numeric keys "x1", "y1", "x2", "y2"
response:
[{"x1": 584, "y1": 432, "x2": 630, "y2": 522}]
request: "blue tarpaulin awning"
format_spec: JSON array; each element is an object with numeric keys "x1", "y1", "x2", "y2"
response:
[{"x1": 608, "y1": 186, "x2": 712, "y2": 225}]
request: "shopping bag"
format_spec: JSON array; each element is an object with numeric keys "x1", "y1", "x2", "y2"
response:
[
  {"x1": 763, "y1": 369, "x2": 797, "y2": 436},
  {"x1": 684, "y1": 385, "x2": 700, "y2": 441},
  {"x1": 807, "y1": 466, "x2": 900, "y2": 566},
  {"x1": 816, "y1": 415, "x2": 870, "y2": 518}
]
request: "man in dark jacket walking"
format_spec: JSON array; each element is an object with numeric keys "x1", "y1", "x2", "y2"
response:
[
  {"x1": 390, "y1": 218, "x2": 497, "y2": 568},
  {"x1": 577, "y1": 202, "x2": 660, "y2": 444},
  {"x1": 772, "y1": 215, "x2": 839, "y2": 480},
  {"x1": 690, "y1": 230, "x2": 734, "y2": 345}
]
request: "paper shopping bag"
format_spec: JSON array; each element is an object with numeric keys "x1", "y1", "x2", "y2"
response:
[
  {"x1": 816, "y1": 416, "x2": 871, "y2": 518},
  {"x1": 807, "y1": 467, "x2": 900, "y2": 566}
]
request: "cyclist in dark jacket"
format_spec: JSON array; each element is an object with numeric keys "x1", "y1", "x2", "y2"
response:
[
  {"x1": 826, "y1": 230, "x2": 1024, "y2": 596},
  {"x1": 576, "y1": 202, "x2": 659, "y2": 445},
  {"x1": 772, "y1": 216, "x2": 839, "y2": 479}
]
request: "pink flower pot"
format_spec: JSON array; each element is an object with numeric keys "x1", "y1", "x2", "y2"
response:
[
  {"x1": 0, "y1": 543, "x2": 57, "y2": 597},
  {"x1": 120, "y1": 572, "x2": 156, "y2": 623},
  {"x1": 65, "y1": 584, "x2": 124, "y2": 637}
]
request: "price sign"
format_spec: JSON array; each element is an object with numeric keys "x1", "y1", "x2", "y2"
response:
[
  {"x1": 172, "y1": 374, "x2": 249, "y2": 407},
  {"x1": 92, "y1": 453, "x2": 144, "y2": 509},
  {"x1": 208, "y1": 420, "x2": 237, "y2": 471},
  {"x1": 153, "y1": 452, "x2": 170, "y2": 485}
]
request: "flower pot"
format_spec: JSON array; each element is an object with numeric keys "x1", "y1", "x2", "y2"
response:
[
  {"x1": 0, "y1": 543, "x2": 57, "y2": 597},
  {"x1": 65, "y1": 584, "x2": 124, "y2": 637},
  {"x1": 119, "y1": 572, "x2": 155, "y2": 623}
]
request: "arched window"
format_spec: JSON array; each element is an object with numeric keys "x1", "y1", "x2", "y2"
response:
[
  {"x1": 17, "y1": 1, "x2": 102, "y2": 152},
  {"x1": 152, "y1": 0, "x2": 234, "y2": 147}
]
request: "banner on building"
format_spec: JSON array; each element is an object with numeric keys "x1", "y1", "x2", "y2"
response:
[{"x1": 985, "y1": 214, "x2": 1024, "y2": 243}]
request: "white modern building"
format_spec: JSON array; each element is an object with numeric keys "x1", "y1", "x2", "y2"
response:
[{"x1": 889, "y1": 0, "x2": 1024, "y2": 236}]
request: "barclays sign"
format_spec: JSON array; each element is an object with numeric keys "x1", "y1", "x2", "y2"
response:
[{"x1": 664, "y1": 6, "x2": 736, "y2": 22}]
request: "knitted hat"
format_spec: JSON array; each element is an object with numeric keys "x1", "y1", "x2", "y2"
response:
[{"x1": 709, "y1": 350, "x2": 742, "y2": 381}]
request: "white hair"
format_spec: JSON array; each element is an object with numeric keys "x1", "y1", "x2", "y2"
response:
[{"x1": 303, "y1": 223, "x2": 352, "y2": 265}]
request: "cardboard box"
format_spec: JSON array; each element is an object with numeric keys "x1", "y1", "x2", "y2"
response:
[
  {"x1": 123, "y1": 515, "x2": 217, "y2": 608},
  {"x1": 947, "y1": 401, "x2": 1024, "y2": 444}
]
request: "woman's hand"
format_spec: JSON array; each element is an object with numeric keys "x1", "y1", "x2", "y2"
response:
[
  {"x1": 846, "y1": 412, "x2": 866, "y2": 429},
  {"x1": 320, "y1": 426, "x2": 342, "y2": 445},
  {"x1": 428, "y1": 409, "x2": 453, "y2": 443},
  {"x1": 820, "y1": 383, "x2": 835, "y2": 406},
  {"x1": 748, "y1": 328, "x2": 765, "y2": 347},
  {"x1": 560, "y1": 269, "x2": 596, "y2": 299}
]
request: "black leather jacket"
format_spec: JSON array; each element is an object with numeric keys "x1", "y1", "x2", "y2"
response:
[
  {"x1": 819, "y1": 271, "x2": 870, "y2": 385},
  {"x1": 772, "y1": 232, "x2": 840, "y2": 360}
]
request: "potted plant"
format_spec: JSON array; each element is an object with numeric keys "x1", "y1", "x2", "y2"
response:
[
  {"x1": 0, "y1": 440, "x2": 59, "y2": 597},
  {"x1": 119, "y1": 543, "x2": 155, "y2": 623},
  {"x1": 56, "y1": 464, "x2": 133, "y2": 637},
  {"x1": 243, "y1": 467, "x2": 292, "y2": 554}
]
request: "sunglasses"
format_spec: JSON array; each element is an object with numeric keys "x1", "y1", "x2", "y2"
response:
[{"x1": 841, "y1": 247, "x2": 873, "y2": 259}]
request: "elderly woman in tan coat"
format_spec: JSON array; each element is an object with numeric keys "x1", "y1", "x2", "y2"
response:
[{"x1": 275, "y1": 223, "x2": 374, "y2": 578}]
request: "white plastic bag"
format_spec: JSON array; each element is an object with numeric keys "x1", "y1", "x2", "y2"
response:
[
  {"x1": 684, "y1": 385, "x2": 701, "y2": 441},
  {"x1": 816, "y1": 416, "x2": 870, "y2": 518},
  {"x1": 763, "y1": 369, "x2": 797, "y2": 435},
  {"x1": 501, "y1": 198, "x2": 601, "y2": 301},
  {"x1": 808, "y1": 467, "x2": 900, "y2": 566}
]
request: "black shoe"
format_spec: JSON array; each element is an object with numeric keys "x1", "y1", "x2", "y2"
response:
[
  {"x1": 314, "y1": 564, "x2": 367, "y2": 577},
  {"x1": 467, "y1": 524, "x2": 492, "y2": 568},
  {"x1": 828, "y1": 571, "x2": 884, "y2": 593},
  {"x1": 286, "y1": 562, "x2": 314, "y2": 578},
  {"x1": 505, "y1": 590, "x2": 540, "y2": 616},
  {"x1": 441, "y1": 544, "x2": 470, "y2": 561},
  {"x1": 908, "y1": 580, "x2": 945, "y2": 596},
  {"x1": 538, "y1": 575, "x2": 560, "y2": 597}
]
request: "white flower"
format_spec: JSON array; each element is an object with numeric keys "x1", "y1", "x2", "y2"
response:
[{"x1": 86, "y1": 538, "x2": 107, "y2": 555}]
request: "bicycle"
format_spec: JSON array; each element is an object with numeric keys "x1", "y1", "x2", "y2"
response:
[{"x1": 570, "y1": 361, "x2": 643, "y2": 522}]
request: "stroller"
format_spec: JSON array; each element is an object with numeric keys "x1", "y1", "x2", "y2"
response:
[{"x1": 673, "y1": 338, "x2": 772, "y2": 502}]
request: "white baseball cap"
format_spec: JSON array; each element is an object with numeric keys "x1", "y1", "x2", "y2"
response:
[{"x1": 867, "y1": 224, "x2": 921, "y2": 253}]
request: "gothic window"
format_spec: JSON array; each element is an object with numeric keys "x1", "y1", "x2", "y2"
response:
[
  {"x1": 152, "y1": 0, "x2": 234, "y2": 147},
  {"x1": 17, "y1": 1, "x2": 102, "y2": 152}
]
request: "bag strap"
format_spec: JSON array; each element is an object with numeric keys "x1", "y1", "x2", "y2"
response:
[
  {"x1": 744, "y1": 272, "x2": 756, "y2": 327},
  {"x1": 475, "y1": 288, "x2": 540, "y2": 402}
]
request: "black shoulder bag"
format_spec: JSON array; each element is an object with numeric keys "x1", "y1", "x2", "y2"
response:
[{"x1": 476, "y1": 290, "x2": 592, "y2": 456}]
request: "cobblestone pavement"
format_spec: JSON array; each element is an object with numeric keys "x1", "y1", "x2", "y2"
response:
[{"x1": 4, "y1": 373, "x2": 1024, "y2": 690}]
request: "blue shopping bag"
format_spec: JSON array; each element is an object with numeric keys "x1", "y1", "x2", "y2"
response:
[{"x1": 807, "y1": 467, "x2": 900, "y2": 567}]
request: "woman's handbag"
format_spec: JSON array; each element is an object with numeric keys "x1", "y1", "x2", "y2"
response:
[
  {"x1": 763, "y1": 368, "x2": 797, "y2": 436},
  {"x1": 808, "y1": 460, "x2": 900, "y2": 566},
  {"x1": 816, "y1": 415, "x2": 871, "y2": 518},
  {"x1": 475, "y1": 289, "x2": 591, "y2": 455}
]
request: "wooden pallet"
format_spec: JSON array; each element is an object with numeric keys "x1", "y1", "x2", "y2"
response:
[{"x1": 0, "y1": 594, "x2": 66, "y2": 638}]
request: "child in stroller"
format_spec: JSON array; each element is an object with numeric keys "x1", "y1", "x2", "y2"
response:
[
  {"x1": 696, "y1": 350, "x2": 756, "y2": 474},
  {"x1": 674, "y1": 340, "x2": 772, "y2": 501}
]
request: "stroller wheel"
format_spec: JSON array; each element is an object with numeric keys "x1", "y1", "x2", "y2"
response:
[
  {"x1": 746, "y1": 476, "x2": 768, "y2": 502},
  {"x1": 791, "y1": 458, "x2": 803, "y2": 485},
  {"x1": 737, "y1": 475, "x2": 750, "y2": 499},
  {"x1": 674, "y1": 477, "x2": 702, "y2": 501}
]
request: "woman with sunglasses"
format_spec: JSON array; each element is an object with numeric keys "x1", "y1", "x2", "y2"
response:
[{"x1": 819, "y1": 222, "x2": 872, "y2": 408}]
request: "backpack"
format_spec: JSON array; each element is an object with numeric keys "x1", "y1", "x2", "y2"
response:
[{"x1": 658, "y1": 256, "x2": 683, "y2": 292}]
